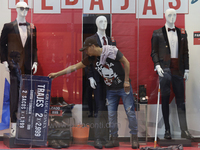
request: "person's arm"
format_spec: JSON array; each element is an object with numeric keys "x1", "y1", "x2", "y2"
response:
[
  {"x1": 48, "y1": 62, "x2": 86, "y2": 79},
  {"x1": 119, "y1": 56, "x2": 130, "y2": 93}
]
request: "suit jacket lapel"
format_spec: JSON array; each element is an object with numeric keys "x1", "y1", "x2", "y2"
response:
[
  {"x1": 175, "y1": 26, "x2": 181, "y2": 54},
  {"x1": 13, "y1": 20, "x2": 23, "y2": 46},
  {"x1": 107, "y1": 36, "x2": 112, "y2": 45},
  {"x1": 95, "y1": 33, "x2": 102, "y2": 47},
  {"x1": 25, "y1": 23, "x2": 31, "y2": 47},
  {"x1": 162, "y1": 26, "x2": 171, "y2": 54}
]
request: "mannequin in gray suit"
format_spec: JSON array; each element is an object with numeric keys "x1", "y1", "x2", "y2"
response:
[{"x1": 151, "y1": 8, "x2": 193, "y2": 140}]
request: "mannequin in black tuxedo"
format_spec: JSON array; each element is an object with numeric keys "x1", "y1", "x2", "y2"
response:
[
  {"x1": 151, "y1": 8, "x2": 193, "y2": 140},
  {"x1": 0, "y1": 1, "x2": 38, "y2": 136},
  {"x1": 0, "y1": 1, "x2": 38, "y2": 75},
  {"x1": 84, "y1": 15, "x2": 116, "y2": 149}
]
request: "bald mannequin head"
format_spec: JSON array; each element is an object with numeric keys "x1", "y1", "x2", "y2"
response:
[
  {"x1": 165, "y1": 8, "x2": 176, "y2": 28},
  {"x1": 16, "y1": 1, "x2": 29, "y2": 21},
  {"x1": 95, "y1": 16, "x2": 107, "y2": 36}
]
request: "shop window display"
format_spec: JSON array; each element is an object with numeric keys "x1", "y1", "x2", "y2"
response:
[{"x1": 0, "y1": 0, "x2": 200, "y2": 150}]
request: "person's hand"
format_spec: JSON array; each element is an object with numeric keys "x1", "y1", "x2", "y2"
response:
[
  {"x1": 184, "y1": 70, "x2": 189, "y2": 81},
  {"x1": 156, "y1": 65, "x2": 164, "y2": 77},
  {"x1": 3, "y1": 61, "x2": 9, "y2": 72},
  {"x1": 32, "y1": 62, "x2": 38, "y2": 74},
  {"x1": 48, "y1": 73, "x2": 58, "y2": 79},
  {"x1": 124, "y1": 81, "x2": 130, "y2": 94},
  {"x1": 88, "y1": 77, "x2": 97, "y2": 89}
]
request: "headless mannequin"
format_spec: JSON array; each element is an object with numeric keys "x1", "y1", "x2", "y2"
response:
[
  {"x1": 3, "y1": 1, "x2": 37, "y2": 74},
  {"x1": 89, "y1": 16, "x2": 108, "y2": 88},
  {"x1": 156, "y1": 9, "x2": 189, "y2": 80}
]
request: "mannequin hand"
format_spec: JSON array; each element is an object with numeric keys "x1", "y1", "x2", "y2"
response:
[
  {"x1": 184, "y1": 70, "x2": 189, "y2": 81},
  {"x1": 156, "y1": 65, "x2": 164, "y2": 77},
  {"x1": 89, "y1": 77, "x2": 97, "y2": 89},
  {"x1": 32, "y1": 62, "x2": 38, "y2": 74},
  {"x1": 3, "y1": 61, "x2": 9, "y2": 72}
]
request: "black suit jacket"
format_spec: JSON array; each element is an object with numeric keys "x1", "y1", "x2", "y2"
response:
[
  {"x1": 85, "y1": 33, "x2": 116, "y2": 82},
  {"x1": 0, "y1": 20, "x2": 38, "y2": 74},
  {"x1": 151, "y1": 26, "x2": 189, "y2": 76}
]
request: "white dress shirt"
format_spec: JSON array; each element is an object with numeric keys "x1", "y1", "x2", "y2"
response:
[
  {"x1": 165, "y1": 24, "x2": 178, "y2": 58},
  {"x1": 97, "y1": 32, "x2": 108, "y2": 46},
  {"x1": 17, "y1": 19, "x2": 27, "y2": 47}
]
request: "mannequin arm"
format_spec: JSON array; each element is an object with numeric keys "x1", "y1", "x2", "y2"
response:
[
  {"x1": 156, "y1": 65, "x2": 164, "y2": 77},
  {"x1": 3, "y1": 61, "x2": 9, "y2": 72},
  {"x1": 48, "y1": 62, "x2": 86, "y2": 79},
  {"x1": 88, "y1": 77, "x2": 97, "y2": 89},
  {"x1": 184, "y1": 70, "x2": 189, "y2": 81},
  {"x1": 32, "y1": 62, "x2": 38, "y2": 74}
]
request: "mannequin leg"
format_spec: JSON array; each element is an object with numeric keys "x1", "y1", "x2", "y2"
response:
[{"x1": 159, "y1": 68, "x2": 171, "y2": 139}]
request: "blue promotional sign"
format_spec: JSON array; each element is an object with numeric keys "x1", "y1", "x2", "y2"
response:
[{"x1": 15, "y1": 75, "x2": 52, "y2": 146}]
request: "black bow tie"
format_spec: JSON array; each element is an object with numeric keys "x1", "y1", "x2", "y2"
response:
[
  {"x1": 168, "y1": 28, "x2": 175, "y2": 32},
  {"x1": 19, "y1": 23, "x2": 27, "y2": 26}
]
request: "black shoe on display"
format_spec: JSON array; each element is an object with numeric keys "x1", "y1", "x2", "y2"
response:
[
  {"x1": 181, "y1": 130, "x2": 194, "y2": 139},
  {"x1": 94, "y1": 139, "x2": 103, "y2": 149},
  {"x1": 164, "y1": 130, "x2": 172, "y2": 139},
  {"x1": 88, "y1": 112, "x2": 93, "y2": 117},
  {"x1": 104, "y1": 136, "x2": 119, "y2": 148},
  {"x1": 94, "y1": 112, "x2": 98, "y2": 118},
  {"x1": 57, "y1": 140, "x2": 69, "y2": 148},
  {"x1": 49, "y1": 140, "x2": 62, "y2": 149}
]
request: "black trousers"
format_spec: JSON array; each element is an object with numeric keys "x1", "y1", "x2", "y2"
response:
[
  {"x1": 159, "y1": 68, "x2": 188, "y2": 131},
  {"x1": 93, "y1": 79, "x2": 109, "y2": 141}
]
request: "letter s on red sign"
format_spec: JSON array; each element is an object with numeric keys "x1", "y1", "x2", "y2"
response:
[{"x1": 169, "y1": 0, "x2": 181, "y2": 10}]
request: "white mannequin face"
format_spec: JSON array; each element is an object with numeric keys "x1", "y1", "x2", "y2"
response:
[
  {"x1": 96, "y1": 16, "x2": 107, "y2": 30},
  {"x1": 16, "y1": 2, "x2": 29, "y2": 17},
  {"x1": 165, "y1": 8, "x2": 176, "y2": 25}
]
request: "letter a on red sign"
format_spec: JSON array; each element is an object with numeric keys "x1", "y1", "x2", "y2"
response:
[
  {"x1": 143, "y1": 0, "x2": 157, "y2": 15},
  {"x1": 90, "y1": 0, "x2": 104, "y2": 10}
]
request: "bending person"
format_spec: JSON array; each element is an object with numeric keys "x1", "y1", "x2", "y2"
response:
[{"x1": 48, "y1": 38, "x2": 139, "y2": 149}]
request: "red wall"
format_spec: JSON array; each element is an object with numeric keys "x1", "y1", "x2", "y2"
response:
[{"x1": 11, "y1": 10, "x2": 185, "y2": 104}]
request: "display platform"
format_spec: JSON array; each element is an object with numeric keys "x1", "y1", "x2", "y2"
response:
[
  {"x1": 157, "y1": 134, "x2": 191, "y2": 147},
  {"x1": 3, "y1": 133, "x2": 30, "y2": 148}
]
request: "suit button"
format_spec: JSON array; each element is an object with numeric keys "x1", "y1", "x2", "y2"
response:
[{"x1": 166, "y1": 45, "x2": 168, "y2": 48}]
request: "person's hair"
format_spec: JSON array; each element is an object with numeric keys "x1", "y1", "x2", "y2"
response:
[{"x1": 10, "y1": 51, "x2": 20, "y2": 59}]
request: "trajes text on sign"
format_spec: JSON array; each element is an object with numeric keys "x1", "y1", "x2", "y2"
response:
[
  {"x1": 8, "y1": 0, "x2": 188, "y2": 18},
  {"x1": 36, "y1": 84, "x2": 45, "y2": 108}
]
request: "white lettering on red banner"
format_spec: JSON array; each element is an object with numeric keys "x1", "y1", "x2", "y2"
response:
[{"x1": 8, "y1": 0, "x2": 189, "y2": 18}]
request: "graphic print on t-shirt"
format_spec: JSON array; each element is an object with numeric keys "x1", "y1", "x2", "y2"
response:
[{"x1": 95, "y1": 61, "x2": 122, "y2": 86}]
